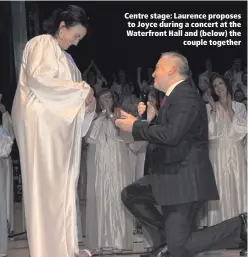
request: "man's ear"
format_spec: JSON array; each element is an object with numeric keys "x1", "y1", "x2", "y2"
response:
[{"x1": 169, "y1": 65, "x2": 177, "y2": 75}]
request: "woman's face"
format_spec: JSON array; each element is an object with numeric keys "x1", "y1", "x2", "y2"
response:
[
  {"x1": 88, "y1": 71, "x2": 96, "y2": 85},
  {"x1": 58, "y1": 22, "x2": 87, "y2": 50},
  {"x1": 212, "y1": 78, "x2": 227, "y2": 97},
  {"x1": 99, "y1": 92, "x2": 114, "y2": 111}
]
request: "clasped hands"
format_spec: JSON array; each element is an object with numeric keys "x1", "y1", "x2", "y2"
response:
[{"x1": 204, "y1": 89, "x2": 233, "y2": 112}]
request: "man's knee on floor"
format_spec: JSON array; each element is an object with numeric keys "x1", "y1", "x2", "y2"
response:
[
  {"x1": 121, "y1": 186, "x2": 129, "y2": 204},
  {"x1": 121, "y1": 184, "x2": 137, "y2": 204}
]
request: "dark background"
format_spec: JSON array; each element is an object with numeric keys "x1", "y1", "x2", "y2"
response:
[
  {"x1": 38, "y1": 1, "x2": 247, "y2": 81},
  {"x1": 0, "y1": 1, "x2": 247, "y2": 111}
]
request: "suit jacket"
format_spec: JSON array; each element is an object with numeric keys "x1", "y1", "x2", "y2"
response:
[{"x1": 132, "y1": 79, "x2": 219, "y2": 205}]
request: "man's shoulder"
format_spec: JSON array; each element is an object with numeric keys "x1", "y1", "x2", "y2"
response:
[
  {"x1": 168, "y1": 80, "x2": 202, "y2": 107},
  {"x1": 172, "y1": 79, "x2": 198, "y2": 96}
]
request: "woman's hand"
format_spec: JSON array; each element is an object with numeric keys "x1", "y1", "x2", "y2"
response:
[
  {"x1": 208, "y1": 96, "x2": 216, "y2": 112},
  {"x1": 227, "y1": 93, "x2": 234, "y2": 120},
  {"x1": 85, "y1": 87, "x2": 94, "y2": 106},
  {"x1": 203, "y1": 90, "x2": 216, "y2": 112},
  {"x1": 86, "y1": 97, "x2": 95, "y2": 114},
  {"x1": 227, "y1": 93, "x2": 233, "y2": 111}
]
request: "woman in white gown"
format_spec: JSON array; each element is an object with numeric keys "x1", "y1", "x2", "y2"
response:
[
  {"x1": 0, "y1": 99, "x2": 15, "y2": 236},
  {"x1": 0, "y1": 112, "x2": 14, "y2": 257},
  {"x1": 11, "y1": 5, "x2": 95, "y2": 257},
  {"x1": 205, "y1": 73, "x2": 247, "y2": 226},
  {"x1": 85, "y1": 90, "x2": 133, "y2": 253}
]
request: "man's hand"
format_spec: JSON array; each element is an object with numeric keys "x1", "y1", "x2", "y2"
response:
[
  {"x1": 138, "y1": 102, "x2": 146, "y2": 116},
  {"x1": 115, "y1": 110, "x2": 137, "y2": 132},
  {"x1": 138, "y1": 101, "x2": 157, "y2": 123}
]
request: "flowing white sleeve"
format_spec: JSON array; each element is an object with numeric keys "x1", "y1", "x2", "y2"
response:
[
  {"x1": 24, "y1": 35, "x2": 90, "y2": 121},
  {"x1": 206, "y1": 104, "x2": 220, "y2": 140},
  {"x1": 81, "y1": 98, "x2": 96, "y2": 137},
  {"x1": 229, "y1": 102, "x2": 247, "y2": 141}
]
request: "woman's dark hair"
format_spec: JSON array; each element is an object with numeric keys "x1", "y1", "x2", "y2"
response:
[
  {"x1": 209, "y1": 73, "x2": 233, "y2": 102},
  {"x1": 42, "y1": 5, "x2": 89, "y2": 36}
]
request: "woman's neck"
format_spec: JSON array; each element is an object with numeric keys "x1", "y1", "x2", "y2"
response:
[{"x1": 52, "y1": 34, "x2": 64, "y2": 51}]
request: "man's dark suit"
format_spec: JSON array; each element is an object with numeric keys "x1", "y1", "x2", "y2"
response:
[{"x1": 121, "y1": 79, "x2": 243, "y2": 257}]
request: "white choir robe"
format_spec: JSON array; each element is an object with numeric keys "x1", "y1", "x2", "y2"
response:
[
  {"x1": 2, "y1": 111, "x2": 15, "y2": 235},
  {"x1": 0, "y1": 126, "x2": 14, "y2": 256},
  {"x1": 11, "y1": 34, "x2": 95, "y2": 257},
  {"x1": 85, "y1": 114, "x2": 133, "y2": 251},
  {"x1": 119, "y1": 131, "x2": 147, "y2": 182},
  {"x1": 118, "y1": 131, "x2": 153, "y2": 248},
  {"x1": 206, "y1": 101, "x2": 247, "y2": 226}
]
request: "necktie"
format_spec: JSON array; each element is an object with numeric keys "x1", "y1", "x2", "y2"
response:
[{"x1": 160, "y1": 95, "x2": 167, "y2": 107}]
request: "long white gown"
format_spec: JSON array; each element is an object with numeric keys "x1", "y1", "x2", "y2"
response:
[
  {"x1": 85, "y1": 113, "x2": 133, "y2": 251},
  {"x1": 0, "y1": 126, "x2": 14, "y2": 256},
  {"x1": 11, "y1": 34, "x2": 95, "y2": 257},
  {"x1": 2, "y1": 112, "x2": 15, "y2": 235},
  {"x1": 207, "y1": 101, "x2": 247, "y2": 226}
]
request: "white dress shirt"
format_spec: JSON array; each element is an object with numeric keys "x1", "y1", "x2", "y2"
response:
[{"x1": 166, "y1": 80, "x2": 184, "y2": 96}]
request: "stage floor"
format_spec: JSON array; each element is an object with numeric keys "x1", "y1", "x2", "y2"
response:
[
  {"x1": 8, "y1": 240, "x2": 243, "y2": 257},
  {"x1": 7, "y1": 249, "x2": 243, "y2": 257},
  {"x1": 8, "y1": 203, "x2": 244, "y2": 257}
]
